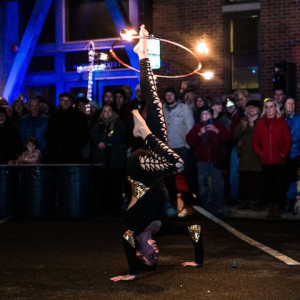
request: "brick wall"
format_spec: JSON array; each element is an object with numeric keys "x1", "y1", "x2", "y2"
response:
[
  {"x1": 152, "y1": 0, "x2": 225, "y2": 98},
  {"x1": 152, "y1": 0, "x2": 300, "y2": 108},
  {"x1": 260, "y1": 0, "x2": 300, "y2": 107}
]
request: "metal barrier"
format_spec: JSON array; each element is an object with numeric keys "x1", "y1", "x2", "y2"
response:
[{"x1": 0, "y1": 164, "x2": 100, "y2": 219}]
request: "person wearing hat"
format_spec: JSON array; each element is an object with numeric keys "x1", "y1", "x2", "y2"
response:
[
  {"x1": 112, "y1": 88, "x2": 127, "y2": 122},
  {"x1": 186, "y1": 106, "x2": 231, "y2": 216},
  {"x1": 163, "y1": 86, "x2": 196, "y2": 217},
  {"x1": 211, "y1": 97, "x2": 231, "y2": 131},
  {"x1": 234, "y1": 99, "x2": 263, "y2": 210}
]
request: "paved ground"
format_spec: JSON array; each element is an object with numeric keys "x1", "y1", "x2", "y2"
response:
[{"x1": 0, "y1": 211, "x2": 300, "y2": 300}]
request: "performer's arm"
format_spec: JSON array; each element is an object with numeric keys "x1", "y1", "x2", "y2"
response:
[{"x1": 182, "y1": 225, "x2": 204, "y2": 267}]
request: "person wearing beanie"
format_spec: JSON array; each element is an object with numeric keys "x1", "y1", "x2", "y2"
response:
[
  {"x1": 186, "y1": 106, "x2": 231, "y2": 217},
  {"x1": 163, "y1": 86, "x2": 197, "y2": 217},
  {"x1": 234, "y1": 99, "x2": 263, "y2": 210}
]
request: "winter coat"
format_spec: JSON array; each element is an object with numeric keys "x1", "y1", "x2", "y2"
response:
[
  {"x1": 46, "y1": 108, "x2": 89, "y2": 163},
  {"x1": 252, "y1": 115, "x2": 292, "y2": 165},
  {"x1": 163, "y1": 101, "x2": 194, "y2": 149},
  {"x1": 186, "y1": 120, "x2": 231, "y2": 169},
  {"x1": 91, "y1": 113, "x2": 126, "y2": 168},
  {"x1": 234, "y1": 117, "x2": 262, "y2": 172},
  {"x1": 285, "y1": 112, "x2": 300, "y2": 159}
]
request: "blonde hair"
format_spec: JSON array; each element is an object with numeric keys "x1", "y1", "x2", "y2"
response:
[{"x1": 261, "y1": 98, "x2": 282, "y2": 118}]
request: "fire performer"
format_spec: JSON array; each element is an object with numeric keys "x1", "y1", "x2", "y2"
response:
[{"x1": 110, "y1": 25, "x2": 203, "y2": 282}]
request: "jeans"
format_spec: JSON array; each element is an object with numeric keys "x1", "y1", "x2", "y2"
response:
[{"x1": 197, "y1": 161, "x2": 223, "y2": 213}]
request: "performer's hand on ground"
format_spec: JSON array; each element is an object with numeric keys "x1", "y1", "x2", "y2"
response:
[
  {"x1": 182, "y1": 261, "x2": 201, "y2": 267},
  {"x1": 133, "y1": 24, "x2": 148, "y2": 59},
  {"x1": 110, "y1": 274, "x2": 137, "y2": 282},
  {"x1": 132, "y1": 109, "x2": 151, "y2": 139}
]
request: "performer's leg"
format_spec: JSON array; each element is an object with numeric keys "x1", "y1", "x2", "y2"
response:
[{"x1": 134, "y1": 25, "x2": 167, "y2": 143}]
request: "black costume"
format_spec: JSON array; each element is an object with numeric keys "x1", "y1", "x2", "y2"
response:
[{"x1": 121, "y1": 58, "x2": 203, "y2": 276}]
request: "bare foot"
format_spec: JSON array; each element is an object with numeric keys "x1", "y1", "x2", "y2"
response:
[
  {"x1": 133, "y1": 24, "x2": 148, "y2": 58},
  {"x1": 132, "y1": 109, "x2": 150, "y2": 139},
  {"x1": 182, "y1": 261, "x2": 202, "y2": 267},
  {"x1": 110, "y1": 274, "x2": 137, "y2": 282}
]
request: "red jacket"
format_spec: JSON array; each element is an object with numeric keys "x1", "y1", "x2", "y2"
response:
[
  {"x1": 186, "y1": 120, "x2": 231, "y2": 169},
  {"x1": 252, "y1": 115, "x2": 292, "y2": 165}
]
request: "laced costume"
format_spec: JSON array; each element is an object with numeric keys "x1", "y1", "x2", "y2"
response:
[{"x1": 120, "y1": 58, "x2": 203, "y2": 276}]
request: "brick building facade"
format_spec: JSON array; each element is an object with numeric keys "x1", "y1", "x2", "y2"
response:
[
  {"x1": 0, "y1": 0, "x2": 299, "y2": 107},
  {"x1": 152, "y1": 0, "x2": 300, "y2": 106}
]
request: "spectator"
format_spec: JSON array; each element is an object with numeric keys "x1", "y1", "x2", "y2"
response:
[
  {"x1": 36, "y1": 96, "x2": 53, "y2": 116},
  {"x1": 231, "y1": 90, "x2": 250, "y2": 203},
  {"x1": 211, "y1": 97, "x2": 231, "y2": 131},
  {"x1": 286, "y1": 166, "x2": 300, "y2": 215},
  {"x1": 125, "y1": 83, "x2": 146, "y2": 151},
  {"x1": 274, "y1": 89, "x2": 285, "y2": 113},
  {"x1": 283, "y1": 96, "x2": 300, "y2": 182},
  {"x1": 74, "y1": 94, "x2": 89, "y2": 114},
  {"x1": 186, "y1": 106, "x2": 231, "y2": 216},
  {"x1": 46, "y1": 92, "x2": 89, "y2": 163},
  {"x1": 0, "y1": 97, "x2": 12, "y2": 118},
  {"x1": 193, "y1": 93, "x2": 208, "y2": 123},
  {"x1": 223, "y1": 96, "x2": 240, "y2": 204},
  {"x1": 252, "y1": 98, "x2": 292, "y2": 218},
  {"x1": 113, "y1": 88, "x2": 127, "y2": 122},
  {"x1": 224, "y1": 97, "x2": 241, "y2": 134},
  {"x1": 91, "y1": 104, "x2": 126, "y2": 216},
  {"x1": 19, "y1": 98, "x2": 48, "y2": 157},
  {"x1": 0, "y1": 107, "x2": 21, "y2": 164},
  {"x1": 183, "y1": 89, "x2": 197, "y2": 110},
  {"x1": 16, "y1": 137, "x2": 41, "y2": 165},
  {"x1": 120, "y1": 84, "x2": 133, "y2": 103},
  {"x1": 233, "y1": 89, "x2": 249, "y2": 117},
  {"x1": 163, "y1": 86, "x2": 196, "y2": 216},
  {"x1": 234, "y1": 100, "x2": 263, "y2": 210},
  {"x1": 10, "y1": 98, "x2": 28, "y2": 128},
  {"x1": 102, "y1": 89, "x2": 114, "y2": 106}
]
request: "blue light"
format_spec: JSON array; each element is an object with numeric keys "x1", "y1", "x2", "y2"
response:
[{"x1": 252, "y1": 69, "x2": 256, "y2": 74}]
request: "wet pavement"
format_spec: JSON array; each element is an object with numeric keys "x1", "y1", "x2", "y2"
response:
[{"x1": 0, "y1": 212, "x2": 300, "y2": 300}]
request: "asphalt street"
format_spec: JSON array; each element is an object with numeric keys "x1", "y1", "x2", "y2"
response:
[{"x1": 0, "y1": 212, "x2": 299, "y2": 300}]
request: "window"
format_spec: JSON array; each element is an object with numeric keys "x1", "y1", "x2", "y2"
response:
[
  {"x1": 28, "y1": 56, "x2": 55, "y2": 72},
  {"x1": 228, "y1": 14, "x2": 259, "y2": 90},
  {"x1": 65, "y1": 0, "x2": 129, "y2": 41},
  {"x1": 25, "y1": 85, "x2": 56, "y2": 105},
  {"x1": 19, "y1": 0, "x2": 55, "y2": 44}
]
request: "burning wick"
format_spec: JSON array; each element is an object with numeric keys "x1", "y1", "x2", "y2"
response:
[{"x1": 120, "y1": 29, "x2": 138, "y2": 41}]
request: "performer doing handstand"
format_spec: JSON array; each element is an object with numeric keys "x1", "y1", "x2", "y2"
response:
[{"x1": 110, "y1": 25, "x2": 203, "y2": 282}]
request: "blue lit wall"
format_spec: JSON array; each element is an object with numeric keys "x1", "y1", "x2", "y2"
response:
[{"x1": 2, "y1": 0, "x2": 141, "y2": 105}]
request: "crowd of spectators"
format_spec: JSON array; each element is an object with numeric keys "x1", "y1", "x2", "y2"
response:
[{"x1": 0, "y1": 83, "x2": 299, "y2": 218}]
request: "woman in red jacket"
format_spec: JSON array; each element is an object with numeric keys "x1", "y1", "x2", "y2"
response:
[{"x1": 252, "y1": 98, "x2": 292, "y2": 217}]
